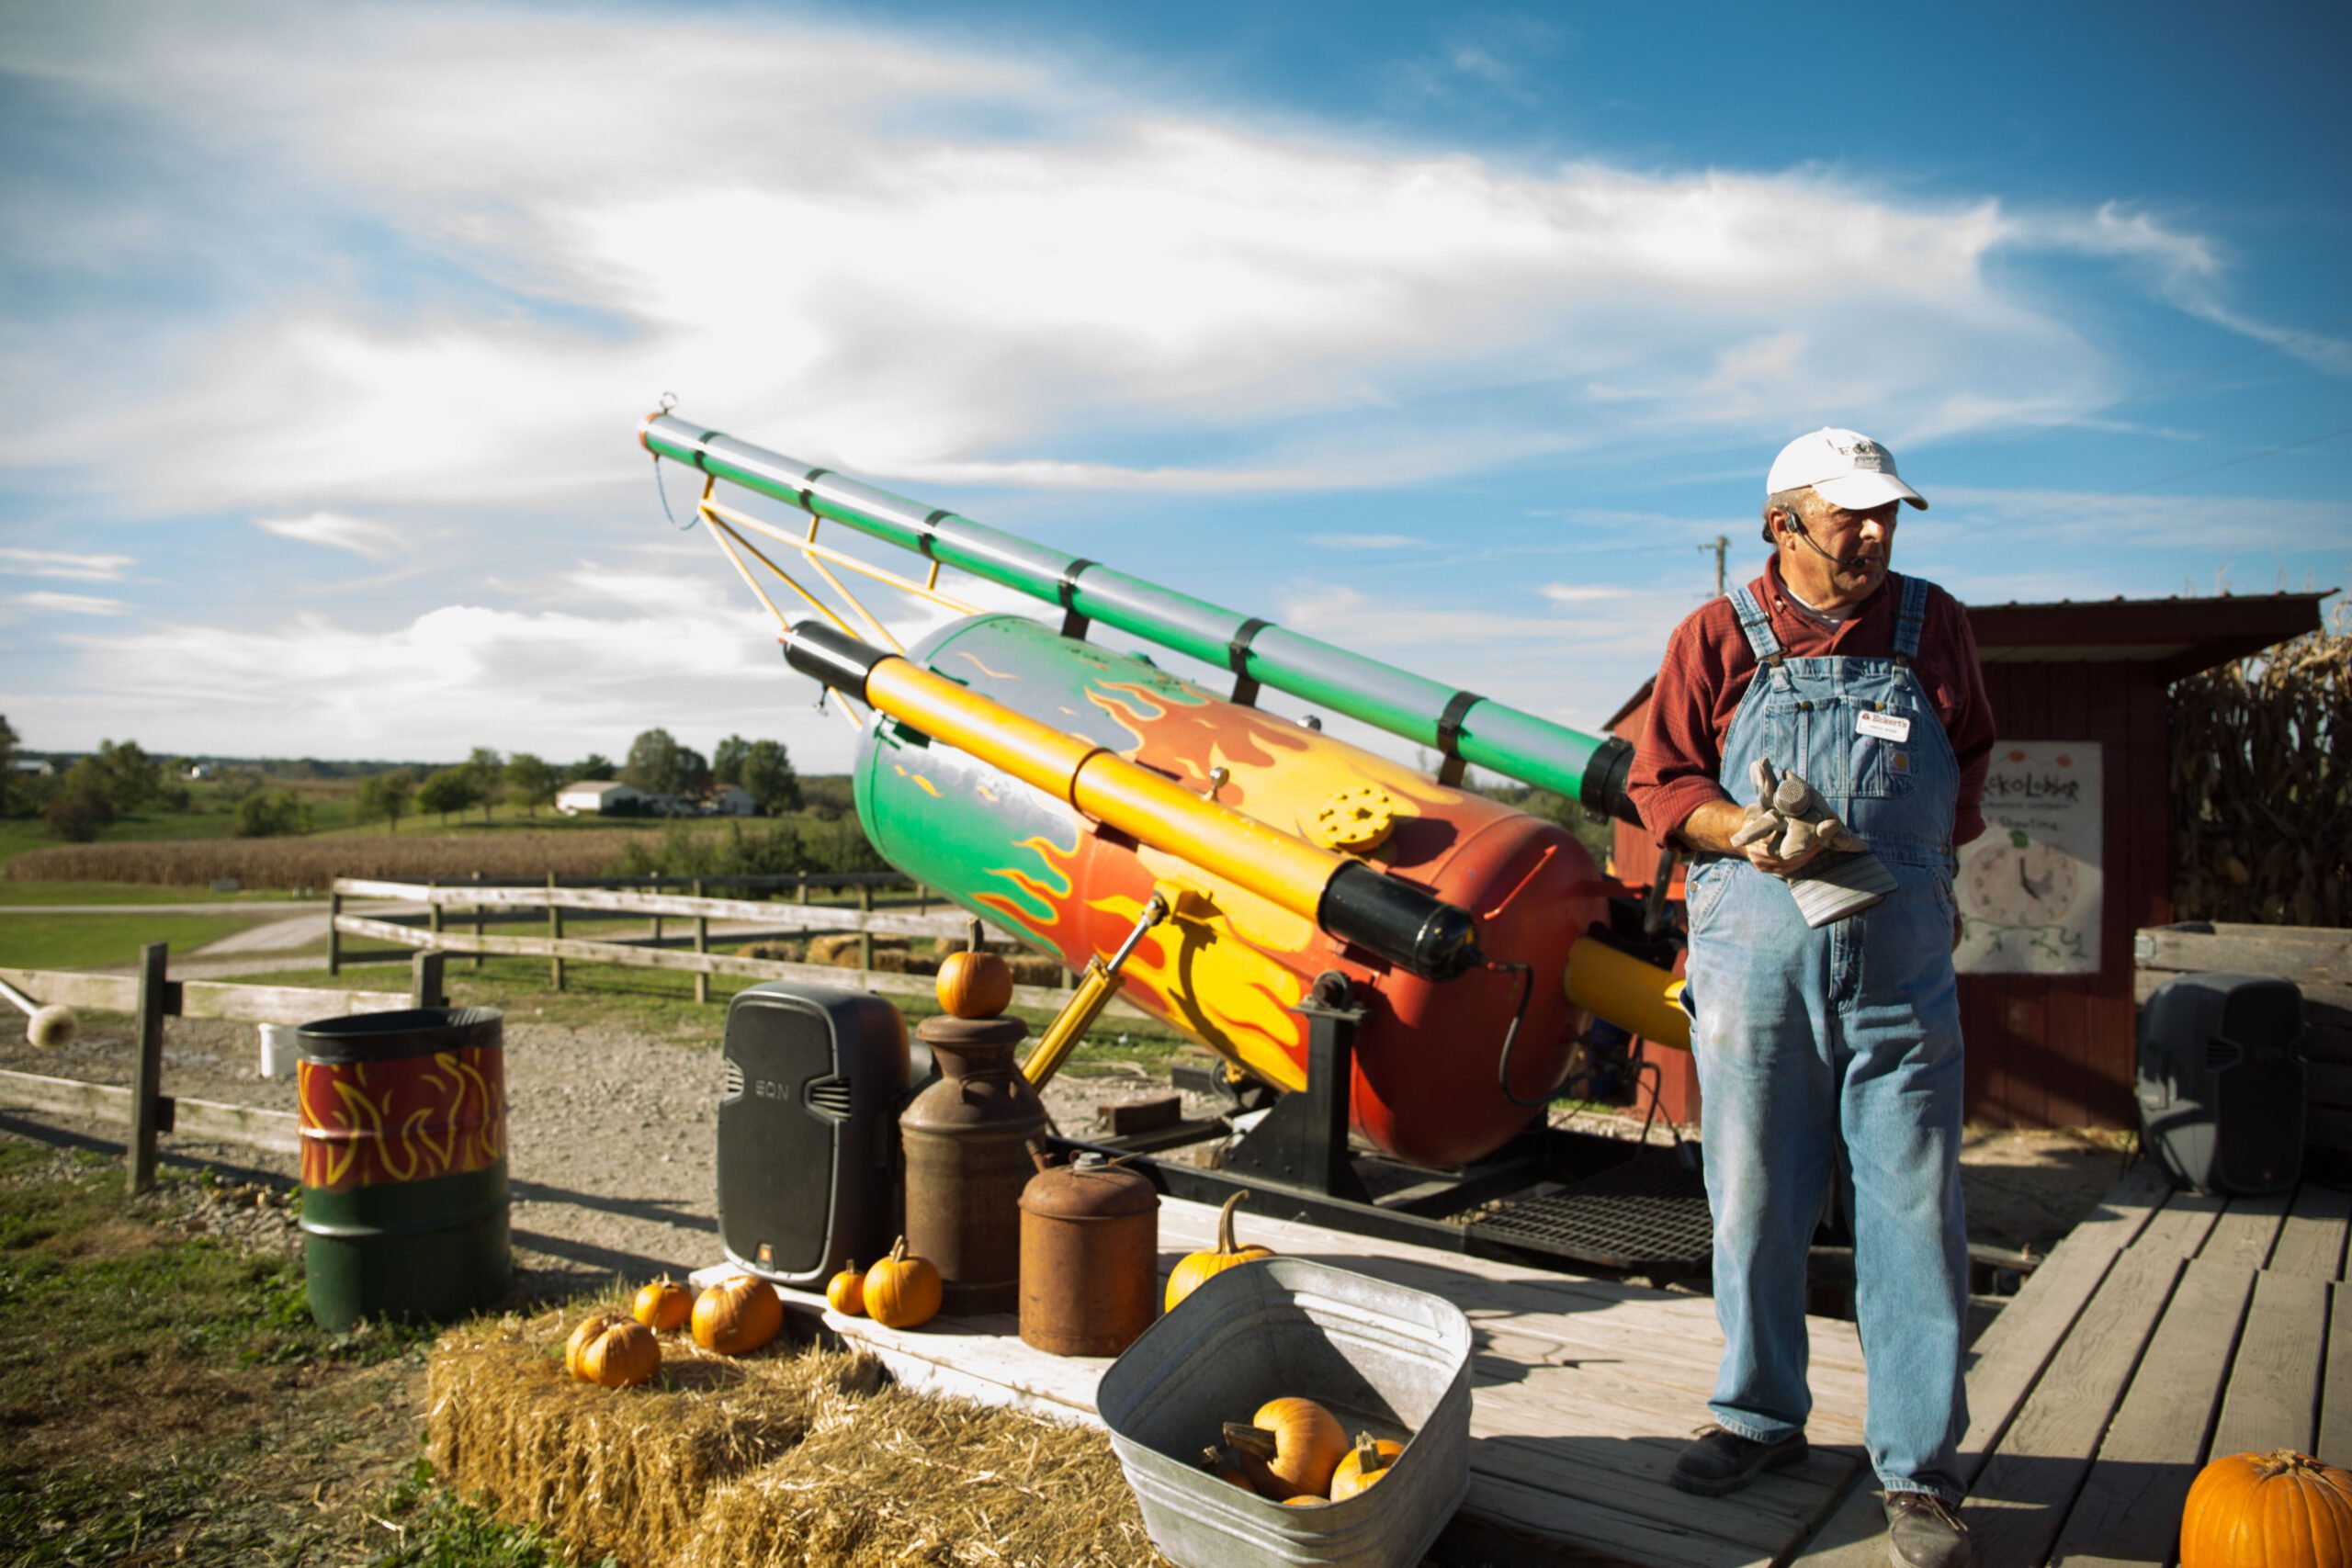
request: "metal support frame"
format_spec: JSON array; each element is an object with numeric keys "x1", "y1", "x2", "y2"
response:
[{"x1": 1216, "y1": 971, "x2": 1373, "y2": 1203}]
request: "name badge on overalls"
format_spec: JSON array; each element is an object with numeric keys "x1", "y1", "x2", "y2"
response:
[{"x1": 1857, "y1": 710, "x2": 1911, "y2": 742}]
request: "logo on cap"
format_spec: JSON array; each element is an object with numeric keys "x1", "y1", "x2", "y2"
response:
[{"x1": 1837, "y1": 436, "x2": 1890, "y2": 473}]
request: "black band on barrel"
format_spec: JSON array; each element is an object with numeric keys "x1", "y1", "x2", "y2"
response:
[
  {"x1": 1435, "y1": 690, "x2": 1482, "y2": 785},
  {"x1": 784, "y1": 621, "x2": 888, "y2": 705},
  {"x1": 917, "y1": 508, "x2": 951, "y2": 558},
  {"x1": 1227, "y1": 616, "x2": 1272, "y2": 705},
  {"x1": 1579, "y1": 735, "x2": 1641, "y2": 825},
  {"x1": 1058, "y1": 559, "x2": 1095, "y2": 639},
  {"x1": 1316, "y1": 863, "x2": 1480, "y2": 982}
]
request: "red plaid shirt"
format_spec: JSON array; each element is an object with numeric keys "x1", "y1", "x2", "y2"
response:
[{"x1": 1627, "y1": 558, "x2": 1996, "y2": 849}]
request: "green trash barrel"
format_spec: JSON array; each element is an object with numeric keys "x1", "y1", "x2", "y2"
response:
[{"x1": 297, "y1": 1006, "x2": 511, "y2": 1331}]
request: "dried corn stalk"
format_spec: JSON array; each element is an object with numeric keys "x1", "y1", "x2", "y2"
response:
[{"x1": 2170, "y1": 625, "x2": 2350, "y2": 928}]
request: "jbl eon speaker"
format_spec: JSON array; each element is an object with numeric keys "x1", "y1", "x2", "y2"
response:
[
  {"x1": 717, "y1": 982, "x2": 909, "y2": 1288},
  {"x1": 2137, "y1": 972, "x2": 2306, "y2": 1196}
]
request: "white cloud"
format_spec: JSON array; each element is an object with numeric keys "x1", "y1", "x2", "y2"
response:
[
  {"x1": 17, "y1": 591, "x2": 126, "y2": 615},
  {"x1": 1539, "y1": 582, "x2": 1634, "y2": 604},
  {"x1": 254, "y1": 511, "x2": 409, "y2": 560},
  {"x1": 0, "y1": 547, "x2": 134, "y2": 581}
]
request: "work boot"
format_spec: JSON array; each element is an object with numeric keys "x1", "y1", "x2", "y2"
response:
[
  {"x1": 1884, "y1": 1490, "x2": 1973, "y2": 1568},
  {"x1": 1668, "y1": 1425, "x2": 1808, "y2": 1496}
]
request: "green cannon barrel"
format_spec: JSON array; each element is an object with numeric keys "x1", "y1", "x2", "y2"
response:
[
  {"x1": 640, "y1": 412, "x2": 1638, "y2": 819},
  {"x1": 296, "y1": 1007, "x2": 511, "y2": 1331}
]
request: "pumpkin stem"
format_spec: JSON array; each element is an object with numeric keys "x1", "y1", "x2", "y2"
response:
[
  {"x1": 1352, "y1": 1431, "x2": 1389, "y2": 1476},
  {"x1": 1216, "y1": 1190, "x2": 1250, "y2": 1254},
  {"x1": 1222, "y1": 1422, "x2": 1278, "y2": 1460},
  {"x1": 889, "y1": 1235, "x2": 908, "y2": 1264},
  {"x1": 967, "y1": 918, "x2": 984, "y2": 953},
  {"x1": 2257, "y1": 1449, "x2": 2323, "y2": 1478},
  {"x1": 1200, "y1": 1445, "x2": 1228, "y2": 1472}
]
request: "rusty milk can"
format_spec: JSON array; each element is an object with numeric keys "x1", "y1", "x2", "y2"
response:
[
  {"x1": 1018, "y1": 1144, "x2": 1160, "y2": 1356},
  {"x1": 899, "y1": 957, "x2": 1048, "y2": 1316}
]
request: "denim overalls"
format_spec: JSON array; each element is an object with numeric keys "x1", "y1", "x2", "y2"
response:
[{"x1": 1682, "y1": 572, "x2": 1969, "y2": 1503}]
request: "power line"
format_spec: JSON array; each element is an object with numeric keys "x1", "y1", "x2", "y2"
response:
[
  {"x1": 1998, "y1": 423, "x2": 2352, "y2": 526},
  {"x1": 1996, "y1": 310, "x2": 2352, "y2": 447}
]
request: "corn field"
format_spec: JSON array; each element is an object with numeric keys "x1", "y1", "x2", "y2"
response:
[
  {"x1": 2, "y1": 831, "x2": 662, "y2": 889},
  {"x1": 2171, "y1": 625, "x2": 2351, "y2": 927}
]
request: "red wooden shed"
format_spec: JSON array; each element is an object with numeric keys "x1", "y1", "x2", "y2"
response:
[{"x1": 1604, "y1": 588, "x2": 2328, "y2": 1130}]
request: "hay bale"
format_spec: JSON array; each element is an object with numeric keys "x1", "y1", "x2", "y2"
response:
[
  {"x1": 732, "y1": 940, "x2": 806, "y2": 963},
  {"x1": 685, "y1": 1383, "x2": 1173, "y2": 1567},
  {"x1": 424, "y1": 1303, "x2": 884, "y2": 1566}
]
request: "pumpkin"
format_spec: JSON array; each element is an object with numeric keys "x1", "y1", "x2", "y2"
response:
[
  {"x1": 1329, "y1": 1430, "x2": 1405, "y2": 1501},
  {"x1": 935, "y1": 949, "x2": 1013, "y2": 1019},
  {"x1": 564, "y1": 1312, "x2": 628, "y2": 1378},
  {"x1": 1282, "y1": 1495, "x2": 1329, "y2": 1508},
  {"x1": 691, "y1": 1274, "x2": 785, "y2": 1356},
  {"x1": 1165, "y1": 1190, "x2": 1275, "y2": 1313},
  {"x1": 863, "y1": 1235, "x2": 943, "y2": 1329},
  {"x1": 826, "y1": 1261, "x2": 868, "y2": 1316},
  {"x1": 1199, "y1": 1445, "x2": 1256, "y2": 1495},
  {"x1": 1222, "y1": 1397, "x2": 1348, "y2": 1501},
  {"x1": 632, "y1": 1275, "x2": 693, "y2": 1333},
  {"x1": 2180, "y1": 1448, "x2": 2352, "y2": 1567},
  {"x1": 572, "y1": 1317, "x2": 661, "y2": 1389}
]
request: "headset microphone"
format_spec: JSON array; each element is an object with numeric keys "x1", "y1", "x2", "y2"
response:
[{"x1": 1782, "y1": 507, "x2": 1873, "y2": 571}]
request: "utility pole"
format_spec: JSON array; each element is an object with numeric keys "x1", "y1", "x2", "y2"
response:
[{"x1": 1699, "y1": 535, "x2": 1729, "y2": 598}]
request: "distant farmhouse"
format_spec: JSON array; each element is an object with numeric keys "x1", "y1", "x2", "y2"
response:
[{"x1": 555, "y1": 779, "x2": 647, "y2": 817}]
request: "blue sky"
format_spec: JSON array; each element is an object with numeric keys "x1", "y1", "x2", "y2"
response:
[{"x1": 3, "y1": 1, "x2": 2346, "y2": 773}]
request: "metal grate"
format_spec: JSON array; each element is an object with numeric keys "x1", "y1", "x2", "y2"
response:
[
  {"x1": 722, "y1": 1057, "x2": 745, "y2": 1098},
  {"x1": 806, "y1": 1076, "x2": 854, "y2": 1118},
  {"x1": 1468, "y1": 1145, "x2": 1714, "y2": 1277}
]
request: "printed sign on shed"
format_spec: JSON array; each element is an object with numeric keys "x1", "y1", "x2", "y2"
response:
[{"x1": 1956, "y1": 740, "x2": 2103, "y2": 975}]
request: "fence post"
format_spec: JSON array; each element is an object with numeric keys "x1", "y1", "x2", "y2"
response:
[
  {"x1": 128, "y1": 942, "x2": 169, "y2": 1196},
  {"x1": 694, "y1": 876, "x2": 710, "y2": 1005},
  {"x1": 548, "y1": 874, "x2": 565, "y2": 991},
  {"x1": 412, "y1": 951, "x2": 447, "y2": 1010},
  {"x1": 471, "y1": 870, "x2": 484, "y2": 969},
  {"x1": 328, "y1": 881, "x2": 342, "y2": 976},
  {"x1": 796, "y1": 874, "x2": 808, "y2": 907},
  {"x1": 857, "y1": 882, "x2": 875, "y2": 972},
  {"x1": 428, "y1": 877, "x2": 444, "y2": 953},
  {"x1": 652, "y1": 872, "x2": 664, "y2": 947}
]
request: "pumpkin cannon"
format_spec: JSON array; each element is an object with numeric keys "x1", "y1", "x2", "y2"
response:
[{"x1": 651, "y1": 410, "x2": 1699, "y2": 1268}]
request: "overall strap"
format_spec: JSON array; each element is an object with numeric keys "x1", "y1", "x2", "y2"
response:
[
  {"x1": 1728, "y1": 585, "x2": 1782, "y2": 665},
  {"x1": 1893, "y1": 574, "x2": 1929, "y2": 667}
]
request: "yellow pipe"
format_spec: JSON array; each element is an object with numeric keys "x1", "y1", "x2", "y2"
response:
[
  {"x1": 863, "y1": 659, "x2": 1349, "y2": 930},
  {"x1": 1564, "y1": 940, "x2": 1690, "y2": 1052},
  {"x1": 1022, "y1": 960, "x2": 1119, "y2": 1089}
]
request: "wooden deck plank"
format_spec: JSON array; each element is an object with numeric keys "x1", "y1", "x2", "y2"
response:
[
  {"x1": 2045, "y1": 1254, "x2": 2257, "y2": 1567},
  {"x1": 1954, "y1": 1162, "x2": 2173, "y2": 1488},
  {"x1": 2321, "y1": 1282, "x2": 2352, "y2": 1467},
  {"x1": 2266, "y1": 1181, "x2": 2352, "y2": 1282},
  {"x1": 2208, "y1": 1268, "x2": 2328, "y2": 1460},
  {"x1": 2195, "y1": 1187, "x2": 2290, "y2": 1271},
  {"x1": 1962, "y1": 1245, "x2": 2184, "y2": 1568},
  {"x1": 2132, "y1": 1190, "x2": 2225, "y2": 1258}
]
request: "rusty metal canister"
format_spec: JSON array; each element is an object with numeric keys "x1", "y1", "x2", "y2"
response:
[
  {"x1": 899, "y1": 1012, "x2": 1048, "y2": 1315},
  {"x1": 1019, "y1": 1145, "x2": 1160, "y2": 1356}
]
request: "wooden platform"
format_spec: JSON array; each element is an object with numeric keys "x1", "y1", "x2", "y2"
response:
[
  {"x1": 701, "y1": 1195, "x2": 1873, "y2": 1566},
  {"x1": 1792, "y1": 1162, "x2": 2352, "y2": 1566}
]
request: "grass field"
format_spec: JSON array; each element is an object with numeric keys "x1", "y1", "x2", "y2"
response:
[
  {"x1": 0, "y1": 909, "x2": 284, "y2": 970},
  {"x1": 0, "y1": 880, "x2": 309, "y2": 907}
]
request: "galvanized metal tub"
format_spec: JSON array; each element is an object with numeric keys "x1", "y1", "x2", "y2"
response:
[
  {"x1": 1096, "y1": 1257, "x2": 1471, "y2": 1568},
  {"x1": 296, "y1": 1006, "x2": 510, "y2": 1331}
]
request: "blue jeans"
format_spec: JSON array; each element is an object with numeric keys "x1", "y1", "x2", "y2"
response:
[{"x1": 1685, "y1": 852, "x2": 1970, "y2": 1501}]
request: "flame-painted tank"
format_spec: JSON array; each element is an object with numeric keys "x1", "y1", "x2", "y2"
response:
[{"x1": 853, "y1": 614, "x2": 1611, "y2": 1169}]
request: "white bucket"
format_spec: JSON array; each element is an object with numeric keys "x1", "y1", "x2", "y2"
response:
[{"x1": 258, "y1": 1023, "x2": 299, "y2": 1078}]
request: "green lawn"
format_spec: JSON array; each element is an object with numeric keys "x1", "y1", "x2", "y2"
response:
[
  {"x1": 0, "y1": 910, "x2": 284, "y2": 970},
  {"x1": 0, "y1": 880, "x2": 310, "y2": 907}
]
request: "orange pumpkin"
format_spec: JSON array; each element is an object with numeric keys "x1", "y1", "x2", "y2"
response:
[
  {"x1": 564, "y1": 1312, "x2": 628, "y2": 1378},
  {"x1": 2181, "y1": 1449, "x2": 2352, "y2": 1567},
  {"x1": 863, "y1": 1235, "x2": 943, "y2": 1329},
  {"x1": 573, "y1": 1317, "x2": 661, "y2": 1388},
  {"x1": 1222, "y1": 1397, "x2": 1348, "y2": 1501},
  {"x1": 1282, "y1": 1495, "x2": 1329, "y2": 1508},
  {"x1": 826, "y1": 1261, "x2": 868, "y2": 1316},
  {"x1": 691, "y1": 1274, "x2": 785, "y2": 1356},
  {"x1": 1329, "y1": 1430, "x2": 1405, "y2": 1501},
  {"x1": 935, "y1": 949, "x2": 1013, "y2": 1019},
  {"x1": 1165, "y1": 1191, "x2": 1275, "y2": 1313},
  {"x1": 632, "y1": 1275, "x2": 693, "y2": 1333},
  {"x1": 1199, "y1": 1445, "x2": 1256, "y2": 1495}
]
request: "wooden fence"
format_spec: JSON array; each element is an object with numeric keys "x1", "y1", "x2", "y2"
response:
[
  {"x1": 0, "y1": 948, "x2": 446, "y2": 1193},
  {"x1": 327, "y1": 875, "x2": 1145, "y2": 1020}
]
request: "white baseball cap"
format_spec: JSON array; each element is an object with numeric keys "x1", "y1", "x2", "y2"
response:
[{"x1": 1766, "y1": 427, "x2": 1928, "y2": 512}]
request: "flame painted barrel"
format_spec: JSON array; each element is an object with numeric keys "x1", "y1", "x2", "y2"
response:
[
  {"x1": 296, "y1": 1007, "x2": 511, "y2": 1330},
  {"x1": 854, "y1": 614, "x2": 1611, "y2": 1168}
]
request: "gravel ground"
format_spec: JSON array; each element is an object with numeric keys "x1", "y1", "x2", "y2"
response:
[{"x1": 0, "y1": 1006, "x2": 2125, "y2": 1304}]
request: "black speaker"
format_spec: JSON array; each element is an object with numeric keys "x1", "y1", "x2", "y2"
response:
[
  {"x1": 2137, "y1": 972, "x2": 2305, "y2": 1195},
  {"x1": 717, "y1": 981, "x2": 910, "y2": 1288}
]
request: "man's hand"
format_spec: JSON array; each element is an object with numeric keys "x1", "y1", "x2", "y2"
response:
[{"x1": 1680, "y1": 800, "x2": 1833, "y2": 880}]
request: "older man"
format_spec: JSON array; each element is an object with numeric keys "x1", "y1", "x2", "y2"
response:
[{"x1": 1627, "y1": 429, "x2": 1994, "y2": 1568}]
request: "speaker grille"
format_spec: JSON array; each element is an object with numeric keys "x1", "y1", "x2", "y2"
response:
[
  {"x1": 722, "y1": 1056, "x2": 745, "y2": 1099},
  {"x1": 2205, "y1": 1039, "x2": 2242, "y2": 1071},
  {"x1": 807, "y1": 1076, "x2": 854, "y2": 1118}
]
